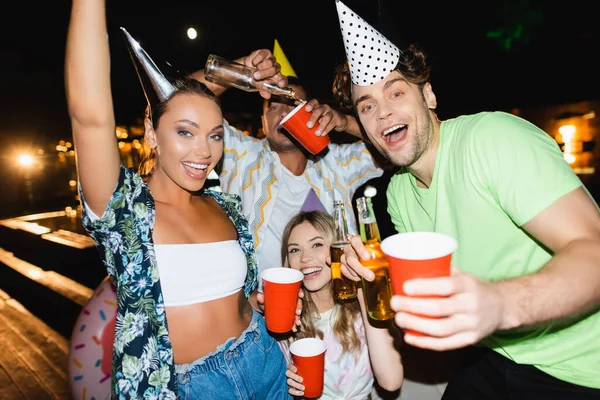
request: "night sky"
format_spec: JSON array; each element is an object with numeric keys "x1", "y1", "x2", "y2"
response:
[{"x1": 1, "y1": 0, "x2": 598, "y2": 145}]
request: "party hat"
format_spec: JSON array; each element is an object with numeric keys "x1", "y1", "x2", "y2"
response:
[
  {"x1": 301, "y1": 189, "x2": 327, "y2": 213},
  {"x1": 335, "y1": 0, "x2": 400, "y2": 86},
  {"x1": 273, "y1": 39, "x2": 298, "y2": 78},
  {"x1": 120, "y1": 27, "x2": 176, "y2": 109}
]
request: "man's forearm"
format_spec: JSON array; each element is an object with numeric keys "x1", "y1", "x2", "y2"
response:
[
  {"x1": 343, "y1": 115, "x2": 363, "y2": 139},
  {"x1": 497, "y1": 238, "x2": 600, "y2": 330}
]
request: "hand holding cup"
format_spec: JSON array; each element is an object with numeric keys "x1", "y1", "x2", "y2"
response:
[
  {"x1": 380, "y1": 232, "x2": 457, "y2": 337},
  {"x1": 289, "y1": 338, "x2": 327, "y2": 398},
  {"x1": 280, "y1": 102, "x2": 330, "y2": 155},
  {"x1": 261, "y1": 268, "x2": 304, "y2": 333}
]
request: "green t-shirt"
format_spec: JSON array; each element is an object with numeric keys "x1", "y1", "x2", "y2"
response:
[{"x1": 387, "y1": 111, "x2": 600, "y2": 388}]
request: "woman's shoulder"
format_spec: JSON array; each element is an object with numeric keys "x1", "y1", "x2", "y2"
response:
[{"x1": 203, "y1": 189, "x2": 250, "y2": 233}]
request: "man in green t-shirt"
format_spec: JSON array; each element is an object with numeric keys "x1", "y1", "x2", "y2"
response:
[{"x1": 333, "y1": 1, "x2": 600, "y2": 398}]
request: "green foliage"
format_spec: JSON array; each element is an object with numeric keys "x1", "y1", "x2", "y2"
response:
[{"x1": 485, "y1": 1, "x2": 545, "y2": 51}]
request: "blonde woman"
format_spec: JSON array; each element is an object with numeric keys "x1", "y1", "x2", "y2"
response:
[{"x1": 280, "y1": 211, "x2": 403, "y2": 399}]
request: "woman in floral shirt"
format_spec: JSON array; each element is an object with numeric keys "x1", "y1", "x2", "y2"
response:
[{"x1": 65, "y1": 0, "x2": 292, "y2": 398}]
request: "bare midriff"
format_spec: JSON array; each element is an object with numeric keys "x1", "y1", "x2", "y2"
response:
[{"x1": 166, "y1": 290, "x2": 252, "y2": 364}]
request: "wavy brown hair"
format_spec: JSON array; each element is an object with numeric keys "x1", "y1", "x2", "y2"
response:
[
  {"x1": 281, "y1": 211, "x2": 362, "y2": 358},
  {"x1": 138, "y1": 77, "x2": 220, "y2": 179},
  {"x1": 332, "y1": 43, "x2": 432, "y2": 113}
]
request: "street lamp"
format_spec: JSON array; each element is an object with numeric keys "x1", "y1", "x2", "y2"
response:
[
  {"x1": 16, "y1": 153, "x2": 36, "y2": 208},
  {"x1": 18, "y1": 154, "x2": 34, "y2": 167}
]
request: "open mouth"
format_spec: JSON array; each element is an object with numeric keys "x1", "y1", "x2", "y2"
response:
[
  {"x1": 382, "y1": 124, "x2": 407, "y2": 144},
  {"x1": 182, "y1": 161, "x2": 208, "y2": 170},
  {"x1": 301, "y1": 267, "x2": 322, "y2": 279},
  {"x1": 181, "y1": 161, "x2": 209, "y2": 179}
]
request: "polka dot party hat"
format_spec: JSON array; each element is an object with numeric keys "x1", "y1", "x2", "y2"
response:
[{"x1": 335, "y1": 0, "x2": 400, "y2": 86}]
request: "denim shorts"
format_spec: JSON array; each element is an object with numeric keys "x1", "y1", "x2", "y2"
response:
[{"x1": 175, "y1": 310, "x2": 291, "y2": 400}]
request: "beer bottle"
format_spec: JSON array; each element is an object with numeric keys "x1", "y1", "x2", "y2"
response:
[
  {"x1": 204, "y1": 54, "x2": 302, "y2": 103},
  {"x1": 356, "y1": 196, "x2": 394, "y2": 320},
  {"x1": 331, "y1": 200, "x2": 358, "y2": 300}
]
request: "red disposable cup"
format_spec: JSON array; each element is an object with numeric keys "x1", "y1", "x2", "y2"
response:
[
  {"x1": 280, "y1": 101, "x2": 330, "y2": 155},
  {"x1": 380, "y1": 232, "x2": 457, "y2": 337},
  {"x1": 289, "y1": 338, "x2": 327, "y2": 398},
  {"x1": 261, "y1": 268, "x2": 303, "y2": 333}
]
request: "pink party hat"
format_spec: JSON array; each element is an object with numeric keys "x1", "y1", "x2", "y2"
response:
[{"x1": 335, "y1": 0, "x2": 400, "y2": 86}]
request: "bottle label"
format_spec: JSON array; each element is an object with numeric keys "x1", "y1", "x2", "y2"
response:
[{"x1": 359, "y1": 217, "x2": 376, "y2": 224}]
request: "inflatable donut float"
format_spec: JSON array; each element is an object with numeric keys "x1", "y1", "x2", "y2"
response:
[{"x1": 68, "y1": 276, "x2": 117, "y2": 400}]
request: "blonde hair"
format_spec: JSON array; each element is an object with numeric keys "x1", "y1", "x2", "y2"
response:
[{"x1": 281, "y1": 211, "x2": 362, "y2": 357}]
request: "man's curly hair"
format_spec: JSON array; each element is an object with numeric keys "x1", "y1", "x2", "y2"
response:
[{"x1": 332, "y1": 43, "x2": 432, "y2": 113}]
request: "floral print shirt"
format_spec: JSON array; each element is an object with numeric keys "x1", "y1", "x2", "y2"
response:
[{"x1": 80, "y1": 165, "x2": 258, "y2": 399}]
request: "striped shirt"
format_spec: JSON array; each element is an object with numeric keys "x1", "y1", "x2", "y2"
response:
[{"x1": 221, "y1": 122, "x2": 383, "y2": 260}]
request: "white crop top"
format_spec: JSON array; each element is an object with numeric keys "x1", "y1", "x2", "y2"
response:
[{"x1": 154, "y1": 240, "x2": 247, "y2": 306}]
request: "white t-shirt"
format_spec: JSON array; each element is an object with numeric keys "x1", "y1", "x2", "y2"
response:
[{"x1": 257, "y1": 166, "x2": 310, "y2": 282}]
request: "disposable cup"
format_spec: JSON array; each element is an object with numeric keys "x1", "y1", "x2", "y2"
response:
[
  {"x1": 380, "y1": 232, "x2": 457, "y2": 337},
  {"x1": 261, "y1": 268, "x2": 303, "y2": 333},
  {"x1": 290, "y1": 338, "x2": 326, "y2": 398},
  {"x1": 280, "y1": 102, "x2": 330, "y2": 155}
]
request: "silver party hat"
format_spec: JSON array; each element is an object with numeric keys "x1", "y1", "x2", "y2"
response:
[{"x1": 120, "y1": 27, "x2": 176, "y2": 108}]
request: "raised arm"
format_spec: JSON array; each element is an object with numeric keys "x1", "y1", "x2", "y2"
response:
[
  {"x1": 357, "y1": 290, "x2": 404, "y2": 392},
  {"x1": 65, "y1": 0, "x2": 121, "y2": 216}
]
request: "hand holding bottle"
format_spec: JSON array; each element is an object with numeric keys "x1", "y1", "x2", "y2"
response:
[
  {"x1": 331, "y1": 201, "x2": 358, "y2": 300},
  {"x1": 204, "y1": 49, "x2": 298, "y2": 100},
  {"x1": 354, "y1": 197, "x2": 394, "y2": 320},
  {"x1": 242, "y1": 49, "x2": 287, "y2": 86},
  {"x1": 341, "y1": 235, "x2": 376, "y2": 281}
]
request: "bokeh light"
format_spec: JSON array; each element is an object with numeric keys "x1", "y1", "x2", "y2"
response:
[
  {"x1": 18, "y1": 154, "x2": 34, "y2": 167},
  {"x1": 187, "y1": 27, "x2": 197, "y2": 40}
]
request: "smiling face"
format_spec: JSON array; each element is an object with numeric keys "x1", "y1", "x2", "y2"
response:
[
  {"x1": 146, "y1": 92, "x2": 224, "y2": 192},
  {"x1": 286, "y1": 220, "x2": 332, "y2": 294},
  {"x1": 261, "y1": 83, "x2": 308, "y2": 153},
  {"x1": 352, "y1": 71, "x2": 437, "y2": 169}
]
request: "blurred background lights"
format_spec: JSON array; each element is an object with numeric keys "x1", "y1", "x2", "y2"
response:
[
  {"x1": 558, "y1": 124, "x2": 576, "y2": 142},
  {"x1": 564, "y1": 153, "x2": 576, "y2": 164},
  {"x1": 18, "y1": 154, "x2": 34, "y2": 167},
  {"x1": 363, "y1": 185, "x2": 377, "y2": 198}
]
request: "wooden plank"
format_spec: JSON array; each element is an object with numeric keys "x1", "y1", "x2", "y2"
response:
[
  {"x1": 41, "y1": 230, "x2": 96, "y2": 250},
  {"x1": 0, "y1": 220, "x2": 51, "y2": 235},
  {"x1": 0, "y1": 292, "x2": 71, "y2": 399},
  {"x1": 0, "y1": 296, "x2": 69, "y2": 367},
  {"x1": 0, "y1": 335, "x2": 54, "y2": 400},
  {"x1": 0, "y1": 312, "x2": 69, "y2": 382},
  {"x1": 0, "y1": 248, "x2": 93, "y2": 307},
  {"x1": 0, "y1": 364, "x2": 26, "y2": 400}
]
